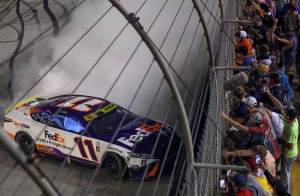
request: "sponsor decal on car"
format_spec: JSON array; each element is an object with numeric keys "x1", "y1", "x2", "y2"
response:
[
  {"x1": 83, "y1": 103, "x2": 117, "y2": 121},
  {"x1": 132, "y1": 165, "x2": 139, "y2": 170},
  {"x1": 45, "y1": 130, "x2": 65, "y2": 143},
  {"x1": 13, "y1": 120, "x2": 30, "y2": 129},
  {"x1": 37, "y1": 137, "x2": 74, "y2": 151},
  {"x1": 117, "y1": 122, "x2": 162, "y2": 147}
]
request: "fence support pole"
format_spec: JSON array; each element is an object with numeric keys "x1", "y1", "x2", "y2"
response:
[
  {"x1": 0, "y1": 127, "x2": 60, "y2": 196},
  {"x1": 191, "y1": 0, "x2": 215, "y2": 74},
  {"x1": 109, "y1": 1, "x2": 195, "y2": 195}
]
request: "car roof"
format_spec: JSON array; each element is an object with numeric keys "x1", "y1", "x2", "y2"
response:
[{"x1": 30, "y1": 95, "x2": 112, "y2": 119}]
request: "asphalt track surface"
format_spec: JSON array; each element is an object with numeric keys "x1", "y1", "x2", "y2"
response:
[
  {"x1": 0, "y1": 1, "x2": 174, "y2": 195},
  {"x1": 0, "y1": 144, "x2": 173, "y2": 196}
]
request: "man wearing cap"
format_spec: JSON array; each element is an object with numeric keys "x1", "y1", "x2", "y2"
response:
[
  {"x1": 261, "y1": 72, "x2": 291, "y2": 114},
  {"x1": 264, "y1": 86, "x2": 298, "y2": 194},
  {"x1": 221, "y1": 108, "x2": 281, "y2": 165},
  {"x1": 236, "y1": 161, "x2": 272, "y2": 196},
  {"x1": 235, "y1": 30, "x2": 253, "y2": 56},
  {"x1": 282, "y1": 0, "x2": 300, "y2": 14},
  {"x1": 221, "y1": 173, "x2": 254, "y2": 196},
  {"x1": 269, "y1": 62, "x2": 294, "y2": 101},
  {"x1": 260, "y1": 160, "x2": 290, "y2": 196},
  {"x1": 274, "y1": 26, "x2": 298, "y2": 85},
  {"x1": 246, "y1": 158, "x2": 273, "y2": 195},
  {"x1": 283, "y1": 5, "x2": 300, "y2": 33}
]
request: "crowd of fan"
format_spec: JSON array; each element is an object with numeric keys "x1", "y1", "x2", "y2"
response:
[{"x1": 218, "y1": 0, "x2": 300, "y2": 196}]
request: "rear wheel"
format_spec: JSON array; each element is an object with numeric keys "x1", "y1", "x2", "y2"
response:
[
  {"x1": 105, "y1": 153, "x2": 125, "y2": 180},
  {"x1": 15, "y1": 132, "x2": 36, "y2": 154}
]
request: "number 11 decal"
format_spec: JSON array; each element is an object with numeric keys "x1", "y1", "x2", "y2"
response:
[{"x1": 74, "y1": 137, "x2": 99, "y2": 162}]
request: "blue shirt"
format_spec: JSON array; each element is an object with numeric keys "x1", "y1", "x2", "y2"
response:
[
  {"x1": 249, "y1": 86, "x2": 263, "y2": 103},
  {"x1": 279, "y1": 71, "x2": 294, "y2": 99},
  {"x1": 242, "y1": 56, "x2": 254, "y2": 67},
  {"x1": 282, "y1": 3, "x2": 300, "y2": 14},
  {"x1": 235, "y1": 102, "x2": 247, "y2": 119}
]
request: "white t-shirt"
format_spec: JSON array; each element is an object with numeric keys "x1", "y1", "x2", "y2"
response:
[{"x1": 270, "y1": 112, "x2": 284, "y2": 139}]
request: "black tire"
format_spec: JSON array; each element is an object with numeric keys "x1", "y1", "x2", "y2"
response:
[
  {"x1": 15, "y1": 132, "x2": 36, "y2": 154},
  {"x1": 105, "y1": 153, "x2": 125, "y2": 180}
]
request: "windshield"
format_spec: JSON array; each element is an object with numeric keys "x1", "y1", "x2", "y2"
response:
[{"x1": 90, "y1": 106, "x2": 136, "y2": 137}]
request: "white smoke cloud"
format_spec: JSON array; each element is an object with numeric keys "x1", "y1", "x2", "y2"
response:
[{"x1": 10, "y1": 0, "x2": 218, "y2": 125}]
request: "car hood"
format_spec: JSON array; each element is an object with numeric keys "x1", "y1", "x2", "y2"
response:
[{"x1": 100, "y1": 117, "x2": 174, "y2": 153}]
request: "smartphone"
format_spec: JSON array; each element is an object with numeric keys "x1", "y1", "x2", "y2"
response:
[
  {"x1": 219, "y1": 178, "x2": 226, "y2": 189},
  {"x1": 255, "y1": 154, "x2": 261, "y2": 165},
  {"x1": 227, "y1": 170, "x2": 231, "y2": 176}
]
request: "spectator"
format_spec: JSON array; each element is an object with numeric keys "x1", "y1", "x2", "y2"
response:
[
  {"x1": 258, "y1": 102, "x2": 284, "y2": 141},
  {"x1": 274, "y1": 27, "x2": 298, "y2": 85},
  {"x1": 223, "y1": 145, "x2": 276, "y2": 177},
  {"x1": 257, "y1": 53, "x2": 271, "y2": 75},
  {"x1": 261, "y1": 72, "x2": 286, "y2": 114},
  {"x1": 283, "y1": 5, "x2": 300, "y2": 33},
  {"x1": 236, "y1": 161, "x2": 272, "y2": 196},
  {"x1": 220, "y1": 109, "x2": 280, "y2": 165},
  {"x1": 242, "y1": 96, "x2": 278, "y2": 143},
  {"x1": 263, "y1": 86, "x2": 298, "y2": 194},
  {"x1": 242, "y1": 78, "x2": 263, "y2": 102},
  {"x1": 223, "y1": 131, "x2": 251, "y2": 165},
  {"x1": 230, "y1": 86, "x2": 247, "y2": 124},
  {"x1": 265, "y1": 0, "x2": 276, "y2": 17},
  {"x1": 281, "y1": 0, "x2": 300, "y2": 14},
  {"x1": 221, "y1": 173, "x2": 254, "y2": 196},
  {"x1": 268, "y1": 62, "x2": 294, "y2": 102},
  {"x1": 260, "y1": 161, "x2": 290, "y2": 196},
  {"x1": 253, "y1": 16, "x2": 268, "y2": 46},
  {"x1": 235, "y1": 31, "x2": 253, "y2": 56},
  {"x1": 246, "y1": 158, "x2": 273, "y2": 195}
]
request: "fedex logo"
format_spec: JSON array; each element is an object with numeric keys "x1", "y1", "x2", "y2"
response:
[{"x1": 45, "y1": 130, "x2": 65, "y2": 143}]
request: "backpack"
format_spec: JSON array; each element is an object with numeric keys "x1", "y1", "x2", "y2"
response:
[
  {"x1": 271, "y1": 85, "x2": 292, "y2": 107},
  {"x1": 249, "y1": 133, "x2": 275, "y2": 156},
  {"x1": 236, "y1": 133, "x2": 275, "y2": 157}
]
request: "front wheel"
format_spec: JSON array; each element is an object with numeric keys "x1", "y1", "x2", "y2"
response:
[
  {"x1": 15, "y1": 132, "x2": 36, "y2": 154},
  {"x1": 105, "y1": 153, "x2": 125, "y2": 180}
]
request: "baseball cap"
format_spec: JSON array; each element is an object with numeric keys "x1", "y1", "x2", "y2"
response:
[
  {"x1": 229, "y1": 173, "x2": 246, "y2": 187},
  {"x1": 286, "y1": 26, "x2": 295, "y2": 32},
  {"x1": 246, "y1": 158, "x2": 259, "y2": 171},
  {"x1": 234, "y1": 30, "x2": 247, "y2": 38},
  {"x1": 269, "y1": 62, "x2": 279, "y2": 72},
  {"x1": 273, "y1": 179, "x2": 288, "y2": 195},
  {"x1": 250, "y1": 112, "x2": 263, "y2": 124},
  {"x1": 283, "y1": 105, "x2": 297, "y2": 120},
  {"x1": 242, "y1": 96, "x2": 257, "y2": 106},
  {"x1": 269, "y1": 72, "x2": 282, "y2": 84}
]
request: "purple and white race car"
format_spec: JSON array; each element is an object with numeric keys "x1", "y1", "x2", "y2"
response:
[{"x1": 4, "y1": 95, "x2": 180, "y2": 180}]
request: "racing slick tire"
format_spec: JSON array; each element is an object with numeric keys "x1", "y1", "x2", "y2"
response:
[
  {"x1": 15, "y1": 132, "x2": 37, "y2": 154},
  {"x1": 105, "y1": 153, "x2": 125, "y2": 180}
]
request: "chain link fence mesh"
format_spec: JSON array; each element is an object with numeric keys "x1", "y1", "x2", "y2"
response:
[{"x1": 179, "y1": 0, "x2": 238, "y2": 195}]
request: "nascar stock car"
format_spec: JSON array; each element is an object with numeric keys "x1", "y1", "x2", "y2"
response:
[{"x1": 3, "y1": 95, "x2": 180, "y2": 180}]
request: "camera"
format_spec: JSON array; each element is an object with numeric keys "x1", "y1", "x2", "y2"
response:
[
  {"x1": 219, "y1": 178, "x2": 226, "y2": 189},
  {"x1": 255, "y1": 154, "x2": 261, "y2": 165}
]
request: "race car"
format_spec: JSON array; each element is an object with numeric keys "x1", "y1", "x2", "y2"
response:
[{"x1": 3, "y1": 95, "x2": 180, "y2": 180}]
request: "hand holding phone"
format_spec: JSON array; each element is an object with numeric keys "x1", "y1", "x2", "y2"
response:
[
  {"x1": 255, "y1": 154, "x2": 261, "y2": 165},
  {"x1": 220, "y1": 178, "x2": 226, "y2": 189}
]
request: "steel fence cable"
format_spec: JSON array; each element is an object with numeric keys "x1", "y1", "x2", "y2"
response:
[
  {"x1": 0, "y1": 162, "x2": 18, "y2": 188},
  {"x1": 0, "y1": 0, "x2": 85, "y2": 69},
  {"x1": 0, "y1": 4, "x2": 113, "y2": 194},
  {"x1": 169, "y1": 7, "x2": 194, "y2": 65}
]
